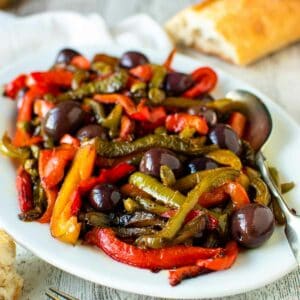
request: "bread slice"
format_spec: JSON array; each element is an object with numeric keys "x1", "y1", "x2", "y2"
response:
[
  {"x1": 0, "y1": 230, "x2": 23, "y2": 300},
  {"x1": 165, "y1": 0, "x2": 300, "y2": 65}
]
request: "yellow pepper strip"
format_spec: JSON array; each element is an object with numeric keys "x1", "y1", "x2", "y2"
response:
[
  {"x1": 206, "y1": 149, "x2": 242, "y2": 170},
  {"x1": 50, "y1": 143, "x2": 96, "y2": 244}
]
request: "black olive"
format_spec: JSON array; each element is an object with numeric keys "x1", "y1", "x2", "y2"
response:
[
  {"x1": 209, "y1": 123, "x2": 242, "y2": 155},
  {"x1": 188, "y1": 157, "x2": 219, "y2": 173},
  {"x1": 55, "y1": 48, "x2": 81, "y2": 65},
  {"x1": 164, "y1": 72, "x2": 193, "y2": 96},
  {"x1": 76, "y1": 124, "x2": 108, "y2": 141},
  {"x1": 43, "y1": 101, "x2": 85, "y2": 142},
  {"x1": 139, "y1": 148, "x2": 183, "y2": 178},
  {"x1": 89, "y1": 184, "x2": 121, "y2": 212},
  {"x1": 188, "y1": 106, "x2": 218, "y2": 126},
  {"x1": 119, "y1": 51, "x2": 149, "y2": 69},
  {"x1": 230, "y1": 203, "x2": 275, "y2": 248}
]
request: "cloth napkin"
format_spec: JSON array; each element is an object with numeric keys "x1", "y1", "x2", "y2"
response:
[{"x1": 0, "y1": 11, "x2": 173, "y2": 67}]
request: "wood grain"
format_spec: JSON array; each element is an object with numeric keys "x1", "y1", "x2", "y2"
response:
[{"x1": 4, "y1": 0, "x2": 300, "y2": 299}]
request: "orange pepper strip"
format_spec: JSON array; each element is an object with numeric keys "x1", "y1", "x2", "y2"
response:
[
  {"x1": 228, "y1": 112, "x2": 247, "y2": 138},
  {"x1": 50, "y1": 143, "x2": 96, "y2": 244},
  {"x1": 168, "y1": 265, "x2": 205, "y2": 286},
  {"x1": 119, "y1": 115, "x2": 135, "y2": 141},
  {"x1": 93, "y1": 94, "x2": 136, "y2": 115},
  {"x1": 163, "y1": 49, "x2": 176, "y2": 71},
  {"x1": 129, "y1": 64, "x2": 153, "y2": 82},
  {"x1": 38, "y1": 188, "x2": 58, "y2": 224},
  {"x1": 198, "y1": 182, "x2": 250, "y2": 209},
  {"x1": 70, "y1": 55, "x2": 91, "y2": 70},
  {"x1": 34, "y1": 99, "x2": 55, "y2": 118}
]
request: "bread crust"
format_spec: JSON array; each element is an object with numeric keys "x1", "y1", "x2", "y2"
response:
[{"x1": 165, "y1": 0, "x2": 300, "y2": 65}]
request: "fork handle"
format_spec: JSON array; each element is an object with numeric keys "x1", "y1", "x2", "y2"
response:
[{"x1": 255, "y1": 151, "x2": 294, "y2": 221}]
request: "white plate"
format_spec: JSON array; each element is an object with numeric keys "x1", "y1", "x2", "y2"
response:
[{"x1": 0, "y1": 45, "x2": 299, "y2": 299}]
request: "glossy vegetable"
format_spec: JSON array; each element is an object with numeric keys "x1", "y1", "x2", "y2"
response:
[
  {"x1": 16, "y1": 167, "x2": 33, "y2": 213},
  {"x1": 76, "y1": 124, "x2": 107, "y2": 141},
  {"x1": 139, "y1": 148, "x2": 183, "y2": 178},
  {"x1": 188, "y1": 157, "x2": 219, "y2": 173},
  {"x1": 230, "y1": 203, "x2": 275, "y2": 248},
  {"x1": 120, "y1": 51, "x2": 149, "y2": 69},
  {"x1": 43, "y1": 101, "x2": 85, "y2": 142}
]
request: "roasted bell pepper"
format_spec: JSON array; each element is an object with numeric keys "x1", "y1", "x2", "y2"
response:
[
  {"x1": 206, "y1": 149, "x2": 242, "y2": 170},
  {"x1": 249, "y1": 176, "x2": 271, "y2": 206},
  {"x1": 94, "y1": 94, "x2": 136, "y2": 115},
  {"x1": 38, "y1": 188, "x2": 58, "y2": 223},
  {"x1": 168, "y1": 265, "x2": 205, "y2": 286},
  {"x1": 228, "y1": 112, "x2": 247, "y2": 138},
  {"x1": 85, "y1": 228, "x2": 223, "y2": 269},
  {"x1": 3, "y1": 74, "x2": 27, "y2": 99},
  {"x1": 102, "y1": 104, "x2": 123, "y2": 138},
  {"x1": 166, "y1": 113, "x2": 209, "y2": 135},
  {"x1": 183, "y1": 67, "x2": 217, "y2": 98},
  {"x1": 50, "y1": 143, "x2": 96, "y2": 244},
  {"x1": 95, "y1": 133, "x2": 216, "y2": 157},
  {"x1": 198, "y1": 182, "x2": 250, "y2": 209},
  {"x1": 119, "y1": 115, "x2": 135, "y2": 141},
  {"x1": 71, "y1": 55, "x2": 91, "y2": 70},
  {"x1": 16, "y1": 167, "x2": 34, "y2": 213},
  {"x1": 39, "y1": 144, "x2": 77, "y2": 189},
  {"x1": 33, "y1": 99, "x2": 55, "y2": 118},
  {"x1": 130, "y1": 99, "x2": 166, "y2": 124},
  {"x1": 129, "y1": 64, "x2": 153, "y2": 82},
  {"x1": 27, "y1": 70, "x2": 73, "y2": 87},
  {"x1": 163, "y1": 49, "x2": 176, "y2": 71}
]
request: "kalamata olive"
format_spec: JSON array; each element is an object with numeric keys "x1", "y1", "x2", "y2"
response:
[
  {"x1": 188, "y1": 157, "x2": 219, "y2": 173},
  {"x1": 231, "y1": 203, "x2": 275, "y2": 248},
  {"x1": 76, "y1": 124, "x2": 107, "y2": 141},
  {"x1": 209, "y1": 123, "x2": 242, "y2": 155},
  {"x1": 43, "y1": 101, "x2": 85, "y2": 142},
  {"x1": 119, "y1": 51, "x2": 149, "y2": 69},
  {"x1": 139, "y1": 148, "x2": 183, "y2": 178},
  {"x1": 55, "y1": 48, "x2": 80, "y2": 64},
  {"x1": 164, "y1": 72, "x2": 194, "y2": 96},
  {"x1": 188, "y1": 106, "x2": 218, "y2": 126},
  {"x1": 89, "y1": 184, "x2": 121, "y2": 212}
]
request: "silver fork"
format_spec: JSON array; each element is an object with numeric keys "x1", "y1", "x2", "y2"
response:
[{"x1": 45, "y1": 287, "x2": 79, "y2": 300}]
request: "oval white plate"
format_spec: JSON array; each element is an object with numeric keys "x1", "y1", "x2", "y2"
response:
[{"x1": 0, "y1": 45, "x2": 299, "y2": 299}]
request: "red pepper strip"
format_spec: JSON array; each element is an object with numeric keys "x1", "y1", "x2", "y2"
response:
[
  {"x1": 39, "y1": 145, "x2": 77, "y2": 189},
  {"x1": 38, "y1": 188, "x2": 58, "y2": 224},
  {"x1": 4, "y1": 74, "x2": 27, "y2": 99},
  {"x1": 130, "y1": 99, "x2": 167, "y2": 123},
  {"x1": 129, "y1": 65, "x2": 153, "y2": 82},
  {"x1": 60, "y1": 134, "x2": 80, "y2": 147},
  {"x1": 70, "y1": 189, "x2": 82, "y2": 216},
  {"x1": 228, "y1": 112, "x2": 247, "y2": 138},
  {"x1": 71, "y1": 55, "x2": 91, "y2": 70},
  {"x1": 27, "y1": 70, "x2": 73, "y2": 87},
  {"x1": 16, "y1": 167, "x2": 33, "y2": 213},
  {"x1": 94, "y1": 94, "x2": 137, "y2": 115},
  {"x1": 119, "y1": 115, "x2": 135, "y2": 141},
  {"x1": 163, "y1": 49, "x2": 176, "y2": 71},
  {"x1": 166, "y1": 113, "x2": 209, "y2": 135},
  {"x1": 34, "y1": 99, "x2": 55, "y2": 118},
  {"x1": 196, "y1": 241, "x2": 238, "y2": 271},
  {"x1": 86, "y1": 228, "x2": 224, "y2": 269},
  {"x1": 13, "y1": 85, "x2": 52, "y2": 147},
  {"x1": 183, "y1": 67, "x2": 217, "y2": 98},
  {"x1": 168, "y1": 265, "x2": 205, "y2": 286},
  {"x1": 79, "y1": 163, "x2": 136, "y2": 194},
  {"x1": 198, "y1": 182, "x2": 250, "y2": 209}
]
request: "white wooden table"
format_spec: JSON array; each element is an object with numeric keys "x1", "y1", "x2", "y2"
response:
[{"x1": 5, "y1": 1, "x2": 300, "y2": 299}]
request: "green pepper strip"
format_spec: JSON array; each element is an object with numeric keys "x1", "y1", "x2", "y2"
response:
[
  {"x1": 0, "y1": 133, "x2": 31, "y2": 160},
  {"x1": 102, "y1": 104, "x2": 123, "y2": 138},
  {"x1": 94, "y1": 134, "x2": 217, "y2": 158},
  {"x1": 115, "y1": 227, "x2": 157, "y2": 239},
  {"x1": 135, "y1": 169, "x2": 239, "y2": 249},
  {"x1": 281, "y1": 182, "x2": 295, "y2": 194},
  {"x1": 129, "y1": 172, "x2": 185, "y2": 208},
  {"x1": 79, "y1": 212, "x2": 110, "y2": 227},
  {"x1": 160, "y1": 165, "x2": 176, "y2": 187},
  {"x1": 57, "y1": 70, "x2": 128, "y2": 102},
  {"x1": 206, "y1": 149, "x2": 242, "y2": 170},
  {"x1": 250, "y1": 176, "x2": 271, "y2": 206},
  {"x1": 123, "y1": 198, "x2": 141, "y2": 213},
  {"x1": 163, "y1": 98, "x2": 208, "y2": 108},
  {"x1": 135, "y1": 196, "x2": 169, "y2": 215},
  {"x1": 173, "y1": 167, "x2": 234, "y2": 192},
  {"x1": 72, "y1": 70, "x2": 89, "y2": 90},
  {"x1": 83, "y1": 98, "x2": 106, "y2": 124}
]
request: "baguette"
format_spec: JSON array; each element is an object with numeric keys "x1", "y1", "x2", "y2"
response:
[{"x1": 165, "y1": 0, "x2": 300, "y2": 65}]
